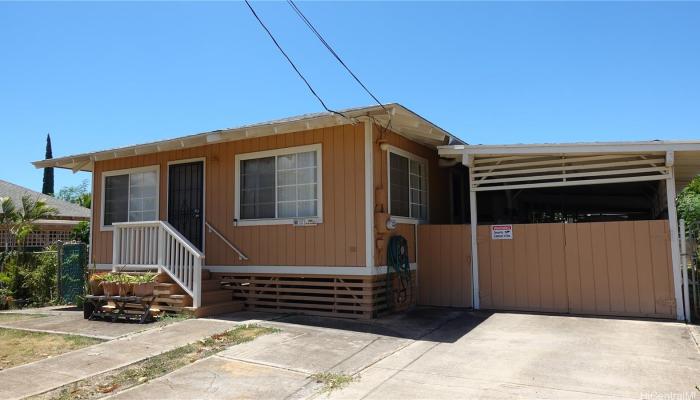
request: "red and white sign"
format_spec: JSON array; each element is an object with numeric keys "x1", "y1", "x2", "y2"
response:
[{"x1": 491, "y1": 225, "x2": 513, "y2": 240}]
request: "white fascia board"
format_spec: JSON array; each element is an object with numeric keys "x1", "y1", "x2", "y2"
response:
[{"x1": 439, "y1": 141, "x2": 700, "y2": 156}]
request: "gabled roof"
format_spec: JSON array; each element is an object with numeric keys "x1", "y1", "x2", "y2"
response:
[
  {"x1": 0, "y1": 179, "x2": 90, "y2": 219},
  {"x1": 32, "y1": 103, "x2": 464, "y2": 172}
]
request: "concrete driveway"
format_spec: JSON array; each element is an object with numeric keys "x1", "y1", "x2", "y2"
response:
[{"x1": 112, "y1": 309, "x2": 700, "y2": 400}]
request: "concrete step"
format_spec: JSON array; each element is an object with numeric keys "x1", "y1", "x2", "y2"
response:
[
  {"x1": 187, "y1": 301, "x2": 244, "y2": 318},
  {"x1": 202, "y1": 290, "x2": 232, "y2": 305}
]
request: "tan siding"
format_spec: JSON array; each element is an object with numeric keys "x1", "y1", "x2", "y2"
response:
[
  {"x1": 91, "y1": 124, "x2": 367, "y2": 268},
  {"x1": 372, "y1": 124, "x2": 450, "y2": 265},
  {"x1": 479, "y1": 220, "x2": 676, "y2": 319}
]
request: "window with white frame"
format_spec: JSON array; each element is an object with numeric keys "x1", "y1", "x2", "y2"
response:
[
  {"x1": 389, "y1": 150, "x2": 427, "y2": 220},
  {"x1": 237, "y1": 145, "x2": 321, "y2": 223},
  {"x1": 103, "y1": 168, "x2": 158, "y2": 227}
]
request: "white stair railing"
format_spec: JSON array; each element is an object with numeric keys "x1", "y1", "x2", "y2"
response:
[{"x1": 112, "y1": 221, "x2": 204, "y2": 307}]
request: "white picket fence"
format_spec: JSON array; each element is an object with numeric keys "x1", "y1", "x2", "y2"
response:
[{"x1": 112, "y1": 221, "x2": 204, "y2": 307}]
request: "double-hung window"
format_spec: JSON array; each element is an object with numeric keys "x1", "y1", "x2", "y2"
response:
[
  {"x1": 236, "y1": 144, "x2": 322, "y2": 225},
  {"x1": 388, "y1": 149, "x2": 428, "y2": 220},
  {"x1": 102, "y1": 167, "x2": 158, "y2": 228}
]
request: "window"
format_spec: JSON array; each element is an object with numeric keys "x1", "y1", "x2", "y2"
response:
[
  {"x1": 102, "y1": 168, "x2": 158, "y2": 227},
  {"x1": 389, "y1": 150, "x2": 427, "y2": 220},
  {"x1": 236, "y1": 144, "x2": 322, "y2": 224}
]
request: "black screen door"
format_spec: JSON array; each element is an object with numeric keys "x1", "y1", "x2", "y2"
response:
[{"x1": 168, "y1": 161, "x2": 204, "y2": 250}]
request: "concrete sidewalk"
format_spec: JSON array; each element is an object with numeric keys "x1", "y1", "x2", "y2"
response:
[
  {"x1": 107, "y1": 309, "x2": 466, "y2": 399},
  {"x1": 0, "y1": 306, "x2": 152, "y2": 339},
  {"x1": 0, "y1": 318, "x2": 240, "y2": 400}
]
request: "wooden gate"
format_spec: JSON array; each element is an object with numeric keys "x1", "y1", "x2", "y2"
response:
[
  {"x1": 417, "y1": 225, "x2": 472, "y2": 308},
  {"x1": 478, "y1": 220, "x2": 676, "y2": 319}
]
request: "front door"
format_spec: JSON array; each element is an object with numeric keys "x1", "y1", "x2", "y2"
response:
[{"x1": 168, "y1": 161, "x2": 204, "y2": 250}]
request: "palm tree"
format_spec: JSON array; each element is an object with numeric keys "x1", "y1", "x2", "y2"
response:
[
  {"x1": 11, "y1": 195, "x2": 57, "y2": 249},
  {"x1": 0, "y1": 197, "x2": 18, "y2": 252}
]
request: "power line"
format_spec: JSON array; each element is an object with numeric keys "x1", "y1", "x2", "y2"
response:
[
  {"x1": 286, "y1": 0, "x2": 387, "y2": 113},
  {"x1": 243, "y1": 0, "x2": 348, "y2": 119}
]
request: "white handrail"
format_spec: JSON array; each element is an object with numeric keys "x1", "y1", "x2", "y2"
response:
[
  {"x1": 205, "y1": 221, "x2": 248, "y2": 261},
  {"x1": 112, "y1": 220, "x2": 204, "y2": 308}
]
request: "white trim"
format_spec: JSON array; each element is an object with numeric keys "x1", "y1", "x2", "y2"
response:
[
  {"x1": 680, "y1": 219, "x2": 691, "y2": 322},
  {"x1": 665, "y1": 162, "x2": 685, "y2": 321},
  {"x1": 204, "y1": 263, "x2": 417, "y2": 276},
  {"x1": 439, "y1": 140, "x2": 700, "y2": 156},
  {"x1": 386, "y1": 145, "x2": 429, "y2": 222},
  {"x1": 466, "y1": 155, "x2": 480, "y2": 310},
  {"x1": 234, "y1": 143, "x2": 323, "y2": 226},
  {"x1": 100, "y1": 165, "x2": 160, "y2": 232},
  {"x1": 472, "y1": 173, "x2": 670, "y2": 192},
  {"x1": 364, "y1": 120, "x2": 375, "y2": 269},
  {"x1": 166, "y1": 158, "x2": 206, "y2": 253}
]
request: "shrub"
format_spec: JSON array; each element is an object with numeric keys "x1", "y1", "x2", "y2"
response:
[{"x1": 0, "y1": 247, "x2": 59, "y2": 307}]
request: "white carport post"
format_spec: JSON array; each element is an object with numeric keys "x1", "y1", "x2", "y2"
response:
[
  {"x1": 463, "y1": 154, "x2": 480, "y2": 309},
  {"x1": 665, "y1": 151, "x2": 686, "y2": 321}
]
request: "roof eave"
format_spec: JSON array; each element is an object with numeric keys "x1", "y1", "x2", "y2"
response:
[{"x1": 33, "y1": 103, "x2": 459, "y2": 171}]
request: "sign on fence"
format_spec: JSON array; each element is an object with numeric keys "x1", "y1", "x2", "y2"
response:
[{"x1": 491, "y1": 225, "x2": 513, "y2": 240}]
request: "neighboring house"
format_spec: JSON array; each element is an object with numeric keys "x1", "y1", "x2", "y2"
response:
[
  {"x1": 0, "y1": 179, "x2": 90, "y2": 250},
  {"x1": 33, "y1": 104, "x2": 700, "y2": 321}
]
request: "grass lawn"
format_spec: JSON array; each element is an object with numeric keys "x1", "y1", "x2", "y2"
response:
[
  {"x1": 0, "y1": 313, "x2": 48, "y2": 322},
  {"x1": 0, "y1": 328, "x2": 103, "y2": 370},
  {"x1": 34, "y1": 324, "x2": 278, "y2": 400}
]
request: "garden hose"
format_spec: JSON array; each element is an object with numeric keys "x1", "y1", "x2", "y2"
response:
[{"x1": 386, "y1": 235, "x2": 412, "y2": 311}]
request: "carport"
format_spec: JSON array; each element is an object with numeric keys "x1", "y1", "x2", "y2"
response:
[{"x1": 434, "y1": 140, "x2": 700, "y2": 321}]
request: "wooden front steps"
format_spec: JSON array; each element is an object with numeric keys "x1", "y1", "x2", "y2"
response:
[{"x1": 190, "y1": 272, "x2": 244, "y2": 317}]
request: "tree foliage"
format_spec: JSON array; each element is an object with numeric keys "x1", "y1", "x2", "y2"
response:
[
  {"x1": 42, "y1": 133, "x2": 54, "y2": 195},
  {"x1": 70, "y1": 221, "x2": 90, "y2": 244},
  {"x1": 677, "y1": 175, "x2": 700, "y2": 236},
  {"x1": 56, "y1": 179, "x2": 91, "y2": 209}
]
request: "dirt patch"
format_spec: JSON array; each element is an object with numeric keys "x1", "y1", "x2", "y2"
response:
[
  {"x1": 0, "y1": 313, "x2": 48, "y2": 322},
  {"x1": 32, "y1": 324, "x2": 279, "y2": 400},
  {"x1": 0, "y1": 328, "x2": 103, "y2": 370}
]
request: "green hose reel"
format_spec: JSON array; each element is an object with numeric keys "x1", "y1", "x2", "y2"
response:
[{"x1": 386, "y1": 235, "x2": 413, "y2": 311}]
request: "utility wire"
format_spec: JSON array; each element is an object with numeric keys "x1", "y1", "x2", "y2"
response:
[
  {"x1": 286, "y1": 0, "x2": 387, "y2": 113},
  {"x1": 243, "y1": 0, "x2": 348, "y2": 119}
]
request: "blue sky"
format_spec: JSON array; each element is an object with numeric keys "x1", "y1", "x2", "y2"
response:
[{"x1": 1, "y1": 1, "x2": 699, "y2": 193}]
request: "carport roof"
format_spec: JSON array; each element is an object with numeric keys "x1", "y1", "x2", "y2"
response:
[{"x1": 439, "y1": 140, "x2": 700, "y2": 190}]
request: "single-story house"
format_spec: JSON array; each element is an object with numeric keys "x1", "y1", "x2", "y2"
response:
[
  {"x1": 33, "y1": 104, "x2": 700, "y2": 320},
  {"x1": 0, "y1": 179, "x2": 90, "y2": 250}
]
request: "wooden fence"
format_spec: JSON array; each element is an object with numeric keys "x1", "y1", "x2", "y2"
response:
[{"x1": 417, "y1": 220, "x2": 676, "y2": 319}]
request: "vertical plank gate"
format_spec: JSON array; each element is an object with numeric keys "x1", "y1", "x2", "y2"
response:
[
  {"x1": 417, "y1": 221, "x2": 676, "y2": 319},
  {"x1": 417, "y1": 224, "x2": 472, "y2": 308}
]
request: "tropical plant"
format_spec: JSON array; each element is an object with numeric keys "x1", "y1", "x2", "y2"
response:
[
  {"x1": 0, "y1": 247, "x2": 59, "y2": 307},
  {"x1": 133, "y1": 272, "x2": 157, "y2": 284},
  {"x1": 678, "y1": 175, "x2": 700, "y2": 237},
  {"x1": 0, "y1": 196, "x2": 18, "y2": 253},
  {"x1": 70, "y1": 221, "x2": 90, "y2": 244},
  {"x1": 11, "y1": 195, "x2": 58, "y2": 249}
]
